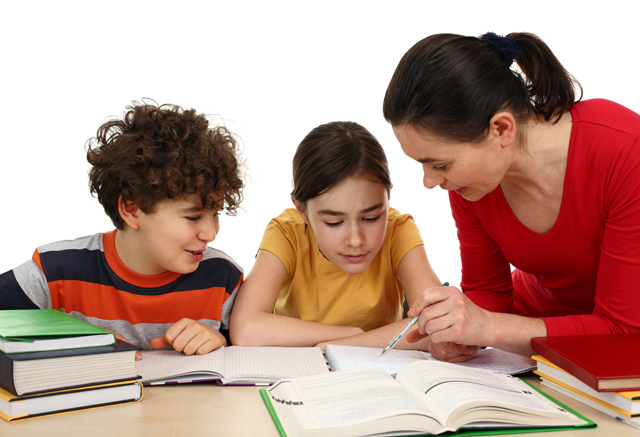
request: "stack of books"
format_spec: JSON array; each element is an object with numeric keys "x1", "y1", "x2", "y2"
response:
[
  {"x1": 532, "y1": 334, "x2": 640, "y2": 430},
  {"x1": 0, "y1": 309, "x2": 142, "y2": 422}
]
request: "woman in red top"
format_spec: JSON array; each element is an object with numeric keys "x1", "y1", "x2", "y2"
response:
[{"x1": 383, "y1": 32, "x2": 640, "y2": 362}]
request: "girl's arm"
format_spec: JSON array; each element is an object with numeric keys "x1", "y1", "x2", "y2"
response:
[{"x1": 229, "y1": 250, "x2": 364, "y2": 347}]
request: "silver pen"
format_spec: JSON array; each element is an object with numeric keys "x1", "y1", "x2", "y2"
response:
[{"x1": 380, "y1": 282, "x2": 448, "y2": 357}]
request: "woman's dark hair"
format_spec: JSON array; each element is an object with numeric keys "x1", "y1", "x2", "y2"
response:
[
  {"x1": 291, "y1": 121, "x2": 391, "y2": 208},
  {"x1": 86, "y1": 101, "x2": 244, "y2": 229},
  {"x1": 383, "y1": 32, "x2": 582, "y2": 143}
]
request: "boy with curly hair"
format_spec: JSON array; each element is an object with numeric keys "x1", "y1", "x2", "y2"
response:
[{"x1": 0, "y1": 101, "x2": 245, "y2": 356}]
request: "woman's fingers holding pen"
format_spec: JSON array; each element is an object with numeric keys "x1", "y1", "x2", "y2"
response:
[
  {"x1": 407, "y1": 284, "x2": 456, "y2": 336},
  {"x1": 408, "y1": 285, "x2": 489, "y2": 346}
]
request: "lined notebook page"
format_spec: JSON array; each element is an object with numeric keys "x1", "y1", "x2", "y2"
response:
[
  {"x1": 136, "y1": 346, "x2": 330, "y2": 384},
  {"x1": 325, "y1": 345, "x2": 535, "y2": 376},
  {"x1": 222, "y1": 346, "x2": 330, "y2": 384},
  {"x1": 325, "y1": 345, "x2": 429, "y2": 376},
  {"x1": 136, "y1": 349, "x2": 226, "y2": 382},
  {"x1": 455, "y1": 348, "x2": 536, "y2": 374}
]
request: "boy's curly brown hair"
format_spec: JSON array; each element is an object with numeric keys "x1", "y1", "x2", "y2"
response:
[{"x1": 86, "y1": 101, "x2": 244, "y2": 229}]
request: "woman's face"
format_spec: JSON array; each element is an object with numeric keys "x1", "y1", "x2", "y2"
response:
[
  {"x1": 294, "y1": 175, "x2": 389, "y2": 275},
  {"x1": 393, "y1": 125, "x2": 511, "y2": 202}
]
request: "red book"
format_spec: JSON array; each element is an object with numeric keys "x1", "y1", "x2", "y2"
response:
[{"x1": 531, "y1": 334, "x2": 640, "y2": 392}]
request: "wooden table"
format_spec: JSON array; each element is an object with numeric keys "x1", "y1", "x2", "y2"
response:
[{"x1": 1, "y1": 373, "x2": 638, "y2": 436}]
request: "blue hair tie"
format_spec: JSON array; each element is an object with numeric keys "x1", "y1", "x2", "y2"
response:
[{"x1": 479, "y1": 32, "x2": 521, "y2": 66}]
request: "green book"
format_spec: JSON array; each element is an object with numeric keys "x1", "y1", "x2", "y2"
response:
[
  {"x1": 0, "y1": 309, "x2": 115, "y2": 353},
  {"x1": 260, "y1": 360, "x2": 596, "y2": 437}
]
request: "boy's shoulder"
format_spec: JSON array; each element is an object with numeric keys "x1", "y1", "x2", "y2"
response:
[
  {"x1": 37, "y1": 233, "x2": 104, "y2": 255},
  {"x1": 201, "y1": 246, "x2": 244, "y2": 274},
  {"x1": 177, "y1": 246, "x2": 243, "y2": 293}
]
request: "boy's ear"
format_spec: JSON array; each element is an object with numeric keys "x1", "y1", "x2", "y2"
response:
[
  {"x1": 118, "y1": 197, "x2": 141, "y2": 230},
  {"x1": 292, "y1": 198, "x2": 309, "y2": 225}
]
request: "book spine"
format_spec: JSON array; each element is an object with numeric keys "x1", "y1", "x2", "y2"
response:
[{"x1": 0, "y1": 352, "x2": 18, "y2": 396}]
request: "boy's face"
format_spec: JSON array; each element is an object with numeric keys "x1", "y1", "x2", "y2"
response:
[{"x1": 133, "y1": 196, "x2": 220, "y2": 275}]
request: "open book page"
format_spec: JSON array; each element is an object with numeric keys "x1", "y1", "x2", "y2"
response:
[
  {"x1": 395, "y1": 360, "x2": 586, "y2": 430},
  {"x1": 268, "y1": 368, "x2": 442, "y2": 437},
  {"x1": 137, "y1": 346, "x2": 329, "y2": 385},
  {"x1": 137, "y1": 349, "x2": 226, "y2": 383},
  {"x1": 222, "y1": 346, "x2": 329, "y2": 384},
  {"x1": 325, "y1": 345, "x2": 534, "y2": 376}
]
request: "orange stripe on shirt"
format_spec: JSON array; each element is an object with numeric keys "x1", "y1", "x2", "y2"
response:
[
  {"x1": 32, "y1": 250, "x2": 44, "y2": 273},
  {"x1": 49, "y1": 280, "x2": 229, "y2": 325}
]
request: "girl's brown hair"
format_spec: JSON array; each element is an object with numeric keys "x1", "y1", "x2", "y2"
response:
[{"x1": 291, "y1": 121, "x2": 391, "y2": 208}]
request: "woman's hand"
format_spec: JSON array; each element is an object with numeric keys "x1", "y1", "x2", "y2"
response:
[
  {"x1": 405, "y1": 284, "x2": 489, "y2": 360},
  {"x1": 428, "y1": 341, "x2": 477, "y2": 362}
]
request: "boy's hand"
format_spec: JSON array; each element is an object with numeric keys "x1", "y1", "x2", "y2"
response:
[{"x1": 149, "y1": 318, "x2": 227, "y2": 355}]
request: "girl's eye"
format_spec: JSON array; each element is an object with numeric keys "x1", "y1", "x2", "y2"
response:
[
  {"x1": 433, "y1": 164, "x2": 448, "y2": 171},
  {"x1": 364, "y1": 215, "x2": 381, "y2": 223},
  {"x1": 186, "y1": 216, "x2": 201, "y2": 222},
  {"x1": 324, "y1": 221, "x2": 342, "y2": 228}
]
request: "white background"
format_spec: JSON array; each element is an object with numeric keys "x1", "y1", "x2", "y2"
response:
[{"x1": 1, "y1": 1, "x2": 638, "y2": 288}]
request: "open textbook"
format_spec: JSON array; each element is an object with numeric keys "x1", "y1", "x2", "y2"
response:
[
  {"x1": 262, "y1": 360, "x2": 594, "y2": 437},
  {"x1": 136, "y1": 346, "x2": 329, "y2": 385},
  {"x1": 325, "y1": 345, "x2": 536, "y2": 376}
]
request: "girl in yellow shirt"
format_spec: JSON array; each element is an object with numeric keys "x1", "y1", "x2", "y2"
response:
[{"x1": 231, "y1": 121, "x2": 447, "y2": 352}]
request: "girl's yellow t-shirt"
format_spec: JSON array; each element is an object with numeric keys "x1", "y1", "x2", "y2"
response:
[{"x1": 259, "y1": 208, "x2": 424, "y2": 331}]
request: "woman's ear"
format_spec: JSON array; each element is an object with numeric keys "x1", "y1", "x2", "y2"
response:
[
  {"x1": 292, "y1": 198, "x2": 310, "y2": 225},
  {"x1": 489, "y1": 112, "x2": 517, "y2": 148},
  {"x1": 118, "y1": 196, "x2": 141, "y2": 230}
]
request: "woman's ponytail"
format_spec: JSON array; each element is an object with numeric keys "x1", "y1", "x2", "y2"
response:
[{"x1": 509, "y1": 32, "x2": 582, "y2": 123}]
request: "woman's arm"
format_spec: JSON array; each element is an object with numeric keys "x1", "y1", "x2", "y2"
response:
[
  {"x1": 229, "y1": 250, "x2": 364, "y2": 346},
  {"x1": 401, "y1": 193, "x2": 541, "y2": 361}
]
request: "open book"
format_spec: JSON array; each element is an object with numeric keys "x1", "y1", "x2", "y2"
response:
[
  {"x1": 136, "y1": 346, "x2": 329, "y2": 385},
  {"x1": 325, "y1": 345, "x2": 535, "y2": 376},
  {"x1": 262, "y1": 360, "x2": 594, "y2": 437}
]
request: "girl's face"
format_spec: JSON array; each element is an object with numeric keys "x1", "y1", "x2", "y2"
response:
[
  {"x1": 295, "y1": 175, "x2": 389, "y2": 275},
  {"x1": 393, "y1": 124, "x2": 511, "y2": 202}
]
